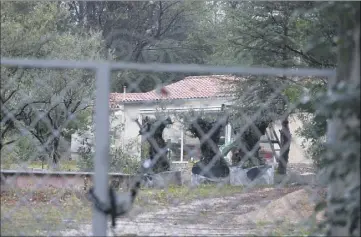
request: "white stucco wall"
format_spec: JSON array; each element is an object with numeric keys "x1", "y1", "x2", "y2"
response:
[
  {"x1": 70, "y1": 108, "x2": 126, "y2": 159},
  {"x1": 261, "y1": 114, "x2": 311, "y2": 164}
]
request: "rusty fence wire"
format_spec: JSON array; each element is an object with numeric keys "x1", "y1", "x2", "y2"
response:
[{"x1": 0, "y1": 57, "x2": 340, "y2": 236}]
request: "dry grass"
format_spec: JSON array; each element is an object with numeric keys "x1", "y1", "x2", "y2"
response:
[
  {"x1": 136, "y1": 184, "x2": 244, "y2": 206},
  {"x1": 1, "y1": 188, "x2": 91, "y2": 236},
  {"x1": 1, "y1": 184, "x2": 324, "y2": 236},
  {"x1": 0, "y1": 184, "x2": 244, "y2": 236}
]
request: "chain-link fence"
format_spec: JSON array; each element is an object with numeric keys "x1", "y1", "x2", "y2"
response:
[
  {"x1": 0, "y1": 58, "x2": 332, "y2": 236},
  {"x1": 1, "y1": 2, "x2": 359, "y2": 237}
]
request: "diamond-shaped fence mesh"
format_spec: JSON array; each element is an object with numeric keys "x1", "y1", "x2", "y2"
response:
[
  {"x1": 1, "y1": 57, "x2": 337, "y2": 236},
  {"x1": 2, "y1": 2, "x2": 360, "y2": 234}
]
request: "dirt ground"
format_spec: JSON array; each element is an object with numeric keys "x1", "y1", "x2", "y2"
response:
[
  {"x1": 1, "y1": 163, "x2": 321, "y2": 236},
  {"x1": 62, "y1": 184, "x2": 323, "y2": 236}
]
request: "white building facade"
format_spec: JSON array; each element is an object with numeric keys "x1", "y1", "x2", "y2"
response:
[{"x1": 71, "y1": 75, "x2": 310, "y2": 164}]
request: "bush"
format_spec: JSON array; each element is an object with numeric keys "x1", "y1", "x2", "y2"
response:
[
  {"x1": 296, "y1": 112, "x2": 328, "y2": 169},
  {"x1": 77, "y1": 139, "x2": 141, "y2": 174},
  {"x1": 141, "y1": 142, "x2": 150, "y2": 160},
  {"x1": 76, "y1": 143, "x2": 94, "y2": 172},
  {"x1": 109, "y1": 147, "x2": 140, "y2": 174},
  {"x1": 285, "y1": 81, "x2": 328, "y2": 170},
  {"x1": 0, "y1": 135, "x2": 48, "y2": 169}
]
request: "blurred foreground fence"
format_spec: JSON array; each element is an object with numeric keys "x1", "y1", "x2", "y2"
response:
[
  {"x1": 1, "y1": 1, "x2": 359, "y2": 236},
  {"x1": 0, "y1": 54, "x2": 359, "y2": 237}
]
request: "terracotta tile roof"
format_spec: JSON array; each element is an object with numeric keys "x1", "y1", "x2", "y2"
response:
[{"x1": 110, "y1": 75, "x2": 239, "y2": 107}]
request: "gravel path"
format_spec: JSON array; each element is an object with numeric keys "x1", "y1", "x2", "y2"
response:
[
  {"x1": 62, "y1": 186, "x2": 311, "y2": 236},
  {"x1": 60, "y1": 163, "x2": 317, "y2": 236}
]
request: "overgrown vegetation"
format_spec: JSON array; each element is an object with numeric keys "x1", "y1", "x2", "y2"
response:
[
  {"x1": 0, "y1": 184, "x2": 244, "y2": 235},
  {"x1": 77, "y1": 139, "x2": 141, "y2": 174}
]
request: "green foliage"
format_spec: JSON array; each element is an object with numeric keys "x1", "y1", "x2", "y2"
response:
[
  {"x1": 194, "y1": 1, "x2": 337, "y2": 170},
  {"x1": 309, "y1": 3, "x2": 359, "y2": 236},
  {"x1": 203, "y1": 1, "x2": 337, "y2": 170},
  {"x1": 284, "y1": 80, "x2": 329, "y2": 168},
  {"x1": 76, "y1": 141, "x2": 94, "y2": 172},
  {"x1": 65, "y1": 1, "x2": 211, "y2": 93},
  {"x1": 313, "y1": 75, "x2": 360, "y2": 236},
  {"x1": 295, "y1": 113, "x2": 327, "y2": 168},
  {"x1": 0, "y1": 135, "x2": 48, "y2": 169},
  {"x1": 77, "y1": 139, "x2": 141, "y2": 174},
  {"x1": 11, "y1": 136, "x2": 42, "y2": 162},
  {"x1": 199, "y1": 2, "x2": 339, "y2": 170},
  {"x1": 0, "y1": 0, "x2": 349, "y2": 172},
  {"x1": 1, "y1": 2, "x2": 109, "y2": 168},
  {"x1": 229, "y1": 76, "x2": 288, "y2": 126},
  {"x1": 76, "y1": 108, "x2": 141, "y2": 174},
  {"x1": 141, "y1": 142, "x2": 150, "y2": 160},
  {"x1": 63, "y1": 108, "x2": 93, "y2": 141},
  {"x1": 109, "y1": 146, "x2": 141, "y2": 174},
  {"x1": 0, "y1": 1, "x2": 359, "y2": 235},
  {"x1": 208, "y1": 2, "x2": 337, "y2": 68}
]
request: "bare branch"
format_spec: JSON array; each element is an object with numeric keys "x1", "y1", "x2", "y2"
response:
[
  {"x1": 154, "y1": 1, "x2": 163, "y2": 38},
  {"x1": 284, "y1": 44, "x2": 336, "y2": 68},
  {"x1": 159, "y1": 9, "x2": 185, "y2": 38},
  {"x1": 0, "y1": 89, "x2": 18, "y2": 104},
  {"x1": 70, "y1": 101, "x2": 82, "y2": 114},
  {"x1": 15, "y1": 101, "x2": 49, "y2": 118}
]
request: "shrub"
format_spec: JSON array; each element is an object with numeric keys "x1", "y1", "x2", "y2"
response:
[
  {"x1": 0, "y1": 135, "x2": 48, "y2": 169},
  {"x1": 109, "y1": 147, "x2": 140, "y2": 174},
  {"x1": 77, "y1": 139, "x2": 141, "y2": 174}
]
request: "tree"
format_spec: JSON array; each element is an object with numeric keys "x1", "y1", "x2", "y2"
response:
[
  {"x1": 284, "y1": 79, "x2": 328, "y2": 168},
  {"x1": 67, "y1": 1, "x2": 212, "y2": 93},
  {"x1": 209, "y1": 1, "x2": 336, "y2": 68},
  {"x1": 203, "y1": 1, "x2": 339, "y2": 171},
  {"x1": 175, "y1": 108, "x2": 230, "y2": 178},
  {"x1": 1, "y1": 2, "x2": 107, "y2": 169},
  {"x1": 138, "y1": 116, "x2": 172, "y2": 173},
  {"x1": 225, "y1": 76, "x2": 288, "y2": 168},
  {"x1": 0, "y1": 2, "x2": 58, "y2": 150},
  {"x1": 315, "y1": 2, "x2": 359, "y2": 236}
]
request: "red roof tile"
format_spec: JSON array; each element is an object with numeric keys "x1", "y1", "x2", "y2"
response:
[{"x1": 110, "y1": 75, "x2": 239, "y2": 107}]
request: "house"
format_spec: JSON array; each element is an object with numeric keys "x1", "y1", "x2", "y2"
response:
[
  {"x1": 109, "y1": 75, "x2": 236, "y2": 163},
  {"x1": 71, "y1": 75, "x2": 310, "y2": 164}
]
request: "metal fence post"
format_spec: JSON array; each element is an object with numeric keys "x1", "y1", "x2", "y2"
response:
[
  {"x1": 92, "y1": 63, "x2": 111, "y2": 236},
  {"x1": 0, "y1": 57, "x2": 339, "y2": 236}
]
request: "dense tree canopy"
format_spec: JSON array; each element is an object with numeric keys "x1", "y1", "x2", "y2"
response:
[{"x1": 1, "y1": 2, "x2": 106, "y2": 168}]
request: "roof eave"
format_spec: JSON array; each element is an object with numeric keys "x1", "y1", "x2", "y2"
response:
[{"x1": 119, "y1": 94, "x2": 234, "y2": 105}]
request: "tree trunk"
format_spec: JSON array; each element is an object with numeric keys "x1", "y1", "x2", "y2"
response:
[
  {"x1": 325, "y1": 3, "x2": 360, "y2": 236},
  {"x1": 48, "y1": 138, "x2": 60, "y2": 171},
  {"x1": 277, "y1": 117, "x2": 291, "y2": 174},
  {"x1": 140, "y1": 117, "x2": 171, "y2": 173},
  {"x1": 189, "y1": 117, "x2": 230, "y2": 178},
  {"x1": 231, "y1": 121, "x2": 269, "y2": 167}
]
